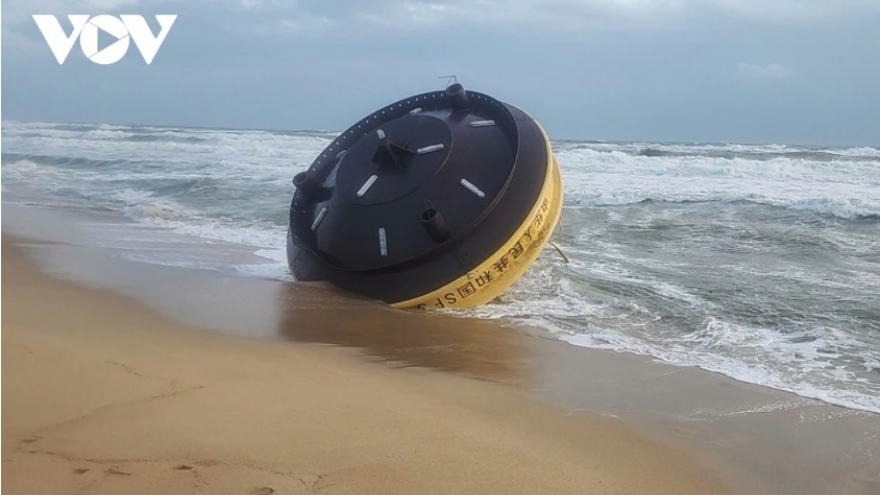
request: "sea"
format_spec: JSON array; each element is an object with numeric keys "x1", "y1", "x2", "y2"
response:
[{"x1": 2, "y1": 120, "x2": 878, "y2": 414}]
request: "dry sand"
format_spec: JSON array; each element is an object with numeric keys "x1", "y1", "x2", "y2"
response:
[{"x1": 1, "y1": 237, "x2": 738, "y2": 494}]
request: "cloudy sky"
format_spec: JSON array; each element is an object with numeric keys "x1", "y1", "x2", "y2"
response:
[{"x1": 2, "y1": 0, "x2": 879, "y2": 145}]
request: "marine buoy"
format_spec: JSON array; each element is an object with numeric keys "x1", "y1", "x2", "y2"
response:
[{"x1": 286, "y1": 84, "x2": 563, "y2": 309}]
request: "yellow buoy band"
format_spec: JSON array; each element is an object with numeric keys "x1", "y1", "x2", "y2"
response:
[{"x1": 392, "y1": 123, "x2": 563, "y2": 309}]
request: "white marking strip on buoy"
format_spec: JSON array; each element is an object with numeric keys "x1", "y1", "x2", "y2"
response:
[
  {"x1": 470, "y1": 120, "x2": 496, "y2": 128},
  {"x1": 357, "y1": 174, "x2": 379, "y2": 198},
  {"x1": 378, "y1": 227, "x2": 388, "y2": 257},
  {"x1": 460, "y1": 179, "x2": 486, "y2": 198},
  {"x1": 377, "y1": 129, "x2": 386, "y2": 140},
  {"x1": 311, "y1": 207, "x2": 328, "y2": 231},
  {"x1": 409, "y1": 107, "x2": 422, "y2": 114},
  {"x1": 417, "y1": 144, "x2": 444, "y2": 154}
]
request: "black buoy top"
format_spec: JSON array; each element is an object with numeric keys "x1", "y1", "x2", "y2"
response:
[{"x1": 290, "y1": 84, "x2": 529, "y2": 273}]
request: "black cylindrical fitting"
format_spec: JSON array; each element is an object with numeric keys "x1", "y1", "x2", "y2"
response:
[
  {"x1": 293, "y1": 172, "x2": 321, "y2": 201},
  {"x1": 446, "y1": 83, "x2": 470, "y2": 108},
  {"x1": 421, "y1": 207, "x2": 452, "y2": 243}
]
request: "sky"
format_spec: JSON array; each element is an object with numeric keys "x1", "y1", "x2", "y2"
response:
[{"x1": 2, "y1": 0, "x2": 879, "y2": 145}]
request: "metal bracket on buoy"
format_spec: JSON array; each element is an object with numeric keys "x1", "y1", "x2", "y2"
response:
[{"x1": 548, "y1": 241, "x2": 570, "y2": 264}]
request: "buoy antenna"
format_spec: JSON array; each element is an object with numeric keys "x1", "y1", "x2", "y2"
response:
[{"x1": 438, "y1": 75, "x2": 459, "y2": 88}]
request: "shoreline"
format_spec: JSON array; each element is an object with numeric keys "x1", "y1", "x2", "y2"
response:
[
  {"x1": 3, "y1": 203, "x2": 880, "y2": 494},
  {"x1": 2, "y1": 235, "x2": 739, "y2": 494}
]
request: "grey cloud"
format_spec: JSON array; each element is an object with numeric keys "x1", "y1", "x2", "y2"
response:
[
  {"x1": 738, "y1": 63, "x2": 794, "y2": 79},
  {"x1": 270, "y1": 0, "x2": 880, "y2": 27},
  {"x1": 2, "y1": 0, "x2": 879, "y2": 145}
]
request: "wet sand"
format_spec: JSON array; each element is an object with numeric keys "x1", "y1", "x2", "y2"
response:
[
  {"x1": 2, "y1": 237, "x2": 737, "y2": 494},
  {"x1": 4, "y1": 202, "x2": 880, "y2": 495}
]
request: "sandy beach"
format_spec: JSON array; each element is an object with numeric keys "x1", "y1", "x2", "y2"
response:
[{"x1": 2, "y1": 236, "x2": 739, "y2": 494}]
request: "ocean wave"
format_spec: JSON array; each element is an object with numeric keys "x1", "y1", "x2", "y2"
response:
[
  {"x1": 458, "y1": 254, "x2": 880, "y2": 414},
  {"x1": 633, "y1": 147, "x2": 879, "y2": 163},
  {"x1": 565, "y1": 195, "x2": 880, "y2": 220},
  {"x1": 5, "y1": 120, "x2": 880, "y2": 416},
  {"x1": 125, "y1": 134, "x2": 209, "y2": 144},
  {"x1": 555, "y1": 149, "x2": 880, "y2": 219},
  {"x1": 554, "y1": 140, "x2": 880, "y2": 159},
  {"x1": 556, "y1": 148, "x2": 880, "y2": 181},
  {"x1": 2, "y1": 131, "x2": 331, "y2": 175},
  {"x1": 2, "y1": 153, "x2": 140, "y2": 170},
  {"x1": 561, "y1": 327, "x2": 880, "y2": 414}
]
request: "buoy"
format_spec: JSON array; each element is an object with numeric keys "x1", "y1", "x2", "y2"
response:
[{"x1": 286, "y1": 84, "x2": 563, "y2": 309}]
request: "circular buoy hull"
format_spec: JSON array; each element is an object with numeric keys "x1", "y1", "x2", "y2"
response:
[{"x1": 287, "y1": 87, "x2": 564, "y2": 309}]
